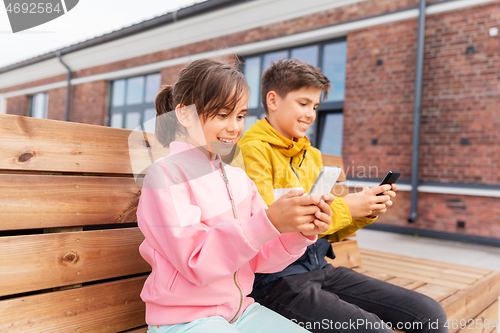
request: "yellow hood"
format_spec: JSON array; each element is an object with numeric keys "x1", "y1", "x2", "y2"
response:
[
  {"x1": 238, "y1": 118, "x2": 310, "y2": 158},
  {"x1": 238, "y1": 118, "x2": 375, "y2": 241}
]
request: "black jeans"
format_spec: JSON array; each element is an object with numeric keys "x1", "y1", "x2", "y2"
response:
[{"x1": 253, "y1": 265, "x2": 449, "y2": 333}]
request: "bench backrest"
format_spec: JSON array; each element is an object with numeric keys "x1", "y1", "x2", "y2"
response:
[
  {"x1": 0, "y1": 114, "x2": 169, "y2": 332},
  {"x1": 0, "y1": 113, "x2": 356, "y2": 332}
]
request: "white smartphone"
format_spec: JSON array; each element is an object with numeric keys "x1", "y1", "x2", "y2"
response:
[{"x1": 309, "y1": 166, "x2": 342, "y2": 198}]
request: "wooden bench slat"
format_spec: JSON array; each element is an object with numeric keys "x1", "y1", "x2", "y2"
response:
[
  {"x1": 413, "y1": 283, "x2": 460, "y2": 303},
  {"x1": 457, "y1": 300, "x2": 498, "y2": 333},
  {"x1": 360, "y1": 270, "x2": 395, "y2": 281},
  {"x1": 0, "y1": 228, "x2": 150, "y2": 297},
  {"x1": 0, "y1": 114, "x2": 168, "y2": 174},
  {"x1": 321, "y1": 154, "x2": 346, "y2": 182},
  {"x1": 359, "y1": 256, "x2": 480, "y2": 285},
  {"x1": 440, "y1": 271, "x2": 500, "y2": 333},
  {"x1": 327, "y1": 239, "x2": 362, "y2": 268},
  {"x1": 359, "y1": 248, "x2": 491, "y2": 276},
  {"x1": 120, "y1": 327, "x2": 148, "y2": 333},
  {"x1": 0, "y1": 276, "x2": 147, "y2": 333},
  {"x1": 0, "y1": 174, "x2": 141, "y2": 230},
  {"x1": 331, "y1": 184, "x2": 348, "y2": 197},
  {"x1": 360, "y1": 262, "x2": 469, "y2": 289},
  {"x1": 400, "y1": 280, "x2": 427, "y2": 291},
  {"x1": 385, "y1": 277, "x2": 426, "y2": 289}
]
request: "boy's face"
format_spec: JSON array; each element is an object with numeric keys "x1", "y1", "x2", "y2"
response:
[{"x1": 267, "y1": 86, "x2": 322, "y2": 140}]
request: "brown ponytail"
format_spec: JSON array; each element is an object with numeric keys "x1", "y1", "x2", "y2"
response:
[
  {"x1": 154, "y1": 85, "x2": 180, "y2": 147},
  {"x1": 154, "y1": 57, "x2": 250, "y2": 147}
]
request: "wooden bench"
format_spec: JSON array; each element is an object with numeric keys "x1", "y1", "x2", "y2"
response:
[
  {"x1": 324, "y1": 156, "x2": 500, "y2": 333},
  {"x1": 0, "y1": 114, "x2": 498, "y2": 333}
]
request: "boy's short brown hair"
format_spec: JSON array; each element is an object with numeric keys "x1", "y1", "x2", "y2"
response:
[{"x1": 260, "y1": 59, "x2": 331, "y2": 113}]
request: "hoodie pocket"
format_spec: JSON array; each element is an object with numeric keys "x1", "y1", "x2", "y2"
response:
[{"x1": 166, "y1": 270, "x2": 179, "y2": 291}]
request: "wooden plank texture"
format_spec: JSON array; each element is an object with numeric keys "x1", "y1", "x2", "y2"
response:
[
  {"x1": 441, "y1": 271, "x2": 500, "y2": 333},
  {"x1": 332, "y1": 184, "x2": 348, "y2": 197},
  {"x1": 0, "y1": 276, "x2": 147, "y2": 333},
  {"x1": 0, "y1": 174, "x2": 141, "y2": 230},
  {"x1": 456, "y1": 300, "x2": 498, "y2": 333},
  {"x1": 120, "y1": 327, "x2": 147, "y2": 333},
  {"x1": 359, "y1": 249, "x2": 490, "y2": 276},
  {"x1": 321, "y1": 154, "x2": 346, "y2": 182},
  {"x1": 327, "y1": 239, "x2": 362, "y2": 268},
  {"x1": 385, "y1": 277, "x2": 426, "y2": 289},
  {"x1": 0, "y1": 114, "x2": 168, "y2": 174},
  {"x1": 0, "y1": 228, "x2": 150, "y2": 297},
  {"x1": 361, "y1": 270, "x2": 395, "y2": 281},
  {"x1": 359, "y1": 250, "x2": 500, "y2": 333},
  {"x1": 413, "y1": 283, "x2": 459, "y2": 303},
  {"x1": 359, "y1": 256, "x2": 479, "y2": 285}
]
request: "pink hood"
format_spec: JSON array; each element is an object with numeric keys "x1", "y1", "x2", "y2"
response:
[{"x1": 137, "y1": 141, "x2": 315, "y2": 326}]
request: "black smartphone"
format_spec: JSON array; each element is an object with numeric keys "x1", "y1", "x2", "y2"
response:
[{"x1": 377, "y1": 171, "x2": 400, "y2": 196}]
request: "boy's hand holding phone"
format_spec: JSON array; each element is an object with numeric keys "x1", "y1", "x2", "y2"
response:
[
  {"x1": 369, "y1": 184, "x2": 397, "y2": 216},
  {"x1": 344, "y1": 171, "x2": 399, "y2": 218},
  {"x1": 344, "y1": 185, "x2": 396, "y2": 218}
]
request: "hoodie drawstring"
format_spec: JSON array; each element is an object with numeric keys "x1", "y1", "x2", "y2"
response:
[
  {"x1": 289, "y1": 156, "x2": 300, "y2": 180},
  {"x1": 299, "y1": 150, "x2": 307, "y2": 167},
  {"x1": 290, "y1": 149, "x2": 308, "y2": 180}
]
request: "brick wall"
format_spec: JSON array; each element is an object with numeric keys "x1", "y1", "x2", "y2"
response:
[
  {"x1": 343, "y1": 2, "x2": 500, "y2": 186},
  {"x1": 420, "y1": 4, "x2": 500, "y2": 185},
  {"x1": 373, "y1": 191, "x2": 500, "y2": 239},
  {"x1": 47, "y1": 87, "x2": 67, "y2": 121},
  {"x1": 69, "y1": 81, "x2": 108, "y2": 125},
  {"x1": 6, "y1": 95, "x2": 28, "y2": 116},
  {"x1": 343, "y1": 19, "x2": 418, "y2": 181}
]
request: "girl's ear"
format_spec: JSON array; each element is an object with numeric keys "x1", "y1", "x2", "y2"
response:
[
  {"x1": 266, "y1": 91, "x2": 278, "y2": 113},
  {"x1": 175, "y1": 104, "x2": 195, "y2": 128}
]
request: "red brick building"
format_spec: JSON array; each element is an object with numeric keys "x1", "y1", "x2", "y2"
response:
[{"x1": 1, "y1": 0, "x2": 499, "y2": 244}]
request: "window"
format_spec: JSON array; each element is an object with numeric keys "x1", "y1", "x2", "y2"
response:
[
  {"x1": 317, "y1": 112, "x2": 343, "y2": 156},
  {"x1": 29, "y1": 92, "x2": 48, "y2": 119},
  {"x1": 242, "y1": 39, "x2": 346, "y2": 155},
  {"x1": 109, "y1": 73, "x2": 161, "y2": 131}
]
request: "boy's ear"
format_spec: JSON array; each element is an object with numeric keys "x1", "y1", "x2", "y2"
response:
[
  {"x1": 266, "y1": 91, "x2": 278, "y2": 113},
  {"x1": 175, "y1": 104, "x2": 195, "y2": 128}
]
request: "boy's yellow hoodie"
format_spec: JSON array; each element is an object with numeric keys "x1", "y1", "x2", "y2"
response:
[{"x1": 238, "y1": 118, "x2": 375, "y2": 242}]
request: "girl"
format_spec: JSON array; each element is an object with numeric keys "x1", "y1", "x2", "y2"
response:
[{"x1": 137, "y1": 58, "x2": 335, "y2": 333}]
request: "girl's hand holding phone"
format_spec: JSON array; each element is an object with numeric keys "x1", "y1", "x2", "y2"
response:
[
  {"x1": 266, "y1": 189, "x2": 324, "y2": 234},
  {"x1": 300, "y1": 193, "x2": 334, "y2": 237}
]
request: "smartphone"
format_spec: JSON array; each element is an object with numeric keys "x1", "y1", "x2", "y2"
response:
[
  {"x1": 309, "y1": 166, "x2": 342, "y2": 198},
  {"x1": 377, "y1": 171, "x2": 400, "y2": 196}
]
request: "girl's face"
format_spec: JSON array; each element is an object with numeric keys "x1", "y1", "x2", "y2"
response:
[{"x1": 196, "y1": 94, "x2": 249, "y2": 157}]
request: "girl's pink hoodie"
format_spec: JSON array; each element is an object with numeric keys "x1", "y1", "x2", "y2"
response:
[{"x1": 137, "y1": 142, "x2": 316, "y2": 326}]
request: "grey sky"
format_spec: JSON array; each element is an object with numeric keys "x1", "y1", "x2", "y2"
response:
[{"x1": 0, "y1": 0, "x2": 207, "y2": 68}]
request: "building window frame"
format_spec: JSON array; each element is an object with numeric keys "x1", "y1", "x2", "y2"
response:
[
  {"x1": 108, "y1": 72, "x2": 161, "y2": 131},
  {"x1": 240, "y1": 37, "x2": 346, "y2": 148},
  {"x1": 28, "y1": 92, "x2": 49, "y2": 119}
]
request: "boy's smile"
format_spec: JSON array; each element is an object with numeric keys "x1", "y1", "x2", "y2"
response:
[{"x1": 267, "y1": 86, "x2": 322, "y2": 141}]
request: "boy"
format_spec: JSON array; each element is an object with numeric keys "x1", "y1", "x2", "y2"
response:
[{"x1": 238, "y1": 59, "x2": 448, "y2": 332}]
